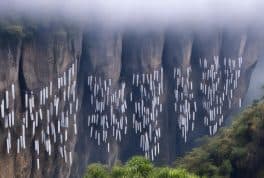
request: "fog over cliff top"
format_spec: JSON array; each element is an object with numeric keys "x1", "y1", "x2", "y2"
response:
[{"x1": 0, "y1": 0, "x2": 263, "y2": 28}]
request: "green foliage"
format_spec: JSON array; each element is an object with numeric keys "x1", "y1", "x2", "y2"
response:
[
  {"x1": 84, "y1": 163, "x2": 109, "y2": 178},
  {"x1": 218, "y1": 160, "x2": 232, "y2": 176},
  {"x1": 111, "y1": 165, "x2": 128, "y2": 178},
  {"x1": 0, "y1": 16, "x2": 78, "y2": 40},
  {"x1": 125, "y1": 156, "x2": 153, "y2": 178},
  {"x1": 176, "y1": 102, "x2": 264, "y2": 178},
  {"x1": 84, "y1": 156, "x2": 198, "y2": 178},
  {"x1": 0, "y1": 17, "x2": 25, "y2": 39},
  {"x1": 151, "y1": 167, "x2": 200, "y2": 178},
  {"x1": 230, "y1": 147, "x2": 247, "y2": 161},
  {"x1": 2, "y1": 25, "x2": 25, "y2": 37}
]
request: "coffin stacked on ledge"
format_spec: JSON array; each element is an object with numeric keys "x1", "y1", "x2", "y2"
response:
[
  {"x1": 0, "y1": 56, "x2": 244, "y2": 165},
  {"x1": 0, "y1": 59, "x2": 79, "y2": 170},
  {"x1": 130, "y1": 67, "x2": 163, "y2": 161},
  {"x1": 199, "y1": 56, "x2": 243, "y2": 135},
  {"x1": 87, "y1": 75, "x2": 127, "y2": 152}
]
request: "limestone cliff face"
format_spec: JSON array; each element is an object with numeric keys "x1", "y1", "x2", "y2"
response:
[
  {"x1": 0, "y1": 26, "x2": 82, "y2": 178},
  {"x1": 72, "y1": 26, "x2": 264, "y2": 178},
  {"x1": 0, "y1": 24, "x2": 263, "y2": 178},
  {"x1": 20, "y1": 27, "x2": 82, "y2": 178},
  {"x1": 72, "y1": 25, "x2": 123, "y2": 176},
  {"x1": 0, "y1": 35, "x2": 23, "y2": 178}
]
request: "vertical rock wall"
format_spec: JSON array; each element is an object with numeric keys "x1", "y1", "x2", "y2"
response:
[{"x1": 0, "y1": 24, "x2": 263, "y2": 178}]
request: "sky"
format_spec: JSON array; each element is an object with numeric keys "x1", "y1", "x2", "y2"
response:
[{"x1": 0, "y1": 0, "x2": 263, "y2": 27}]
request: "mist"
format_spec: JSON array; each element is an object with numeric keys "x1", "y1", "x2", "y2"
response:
[
  {"x1": 0, "y1": 0, "x2": 264, "y2": 28},
  {"x1": 244, "y1": 57, "x2": 264, "y2": 106}
]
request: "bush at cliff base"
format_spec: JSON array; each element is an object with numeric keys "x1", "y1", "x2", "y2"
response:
[
  {"x1": 84, "y1": 156, "x2": 199, "y2": 178},
  {"x1": 176, "y1": 102, "x2": 264, "y2": 178}
]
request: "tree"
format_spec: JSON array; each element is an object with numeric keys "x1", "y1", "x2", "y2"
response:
[
  {"x1": 125, "y1": 156, "x2": 153, "y2": 178},
  {"x1": 84, "y1": 163, "x2": 109, "y2": 178},
  {"x1": 111, "y1": 165, "x2": 128, "y2": 178},
  {"x1": 219, "y1": 160, "x2": 232, "y2": 176}
]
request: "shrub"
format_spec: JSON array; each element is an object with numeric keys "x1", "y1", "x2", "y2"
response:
[
  {"x1": 111, "y1": 165, "x2": 128, "y2": 178},
  {"x1": 176, "y1": 102, "x2": 264, "y2": 178},
  {"x1": 84, "y1": 163, "x2": 109, "y2": 178},
  {"x1": 218, "y1": 160, "x2": 232, "y2": 176},
  {"x1": 152, "y1": 167, "x2": 200, "y2": 178},
  {"x1": 3, "y1": 25, "x2": 25, "y2": 38},
  {"x1": 125, "y1": 156, "x2": 153, "y2": 178}
]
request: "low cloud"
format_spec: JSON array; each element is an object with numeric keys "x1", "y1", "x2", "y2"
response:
[{"x1": 0, "y1": 0, "x2": 263, "y2": 27}]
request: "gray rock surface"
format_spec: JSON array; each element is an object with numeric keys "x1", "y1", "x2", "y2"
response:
[{"x1": 0, "y1": 24, "x2": 263, "y2": 178}]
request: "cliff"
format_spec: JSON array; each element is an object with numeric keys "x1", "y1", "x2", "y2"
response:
[{"x1": 0, "y1": 23, "x2": 263, "y2": 178}]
